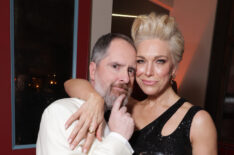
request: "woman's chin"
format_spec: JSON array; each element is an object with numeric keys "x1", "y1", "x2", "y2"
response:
[{"x1": 140, "y1": 88, "x2": 159, "y2": 96}]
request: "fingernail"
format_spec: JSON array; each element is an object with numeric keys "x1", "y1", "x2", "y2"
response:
[
  {"x1": 70, "y1": 144, "x2": 75, "y2": 150},
  {"x1": 65, "y1": 124, "x2": 68, "y2": 129},
  {"x1": 83, "y1": 149, "x2": 87, "y2": 153},
  {"x1": 68, "y1": 138, "x2": 72, "y2": 144}
]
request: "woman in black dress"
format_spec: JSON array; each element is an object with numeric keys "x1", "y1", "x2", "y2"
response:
[{"x1": 64, "y1": 13, "x2": 217, "y2": 154}]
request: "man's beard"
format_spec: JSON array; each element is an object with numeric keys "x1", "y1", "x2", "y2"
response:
[
  {"x1": 103, "y1": 84, "x2": 132, "y2": 110},
  {"x1": 94, "y1": 79, "x2": 132, "y2": 110}
]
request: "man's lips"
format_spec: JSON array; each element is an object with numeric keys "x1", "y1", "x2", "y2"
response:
[
  {"x1": 142, "y1": 79, "x2": 157, "y2": 86},
  {"x1": 112, "y1": 86, "x2": 127, "y2": 92}
]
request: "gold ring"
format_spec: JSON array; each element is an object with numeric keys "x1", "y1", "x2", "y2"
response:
[{"x1": 88, "y1": 128, "x2": 95, "y2": 134}]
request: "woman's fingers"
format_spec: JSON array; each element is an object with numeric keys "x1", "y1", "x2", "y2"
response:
[
  {"x1": 89, "y1": 119, "x2": 98, "y2": 134},
  {"x1": 96, "y1": 121, "x2": 105, "y2": 141},
  {"x1": 69, "y1": 118, "x2": 90, "y2": 150},
  {"x1": 82, "y1": 128, "x2": 96, "y2": 153},
  {"x1": 67, "y1": 120, "x2": 83, "y2": 144},
  {"x1": 65, "y1": 108, "x2": 81, "y2": 129},
  {"x1": 65, "y1": 96, "x2": 105, "y2": 150}
]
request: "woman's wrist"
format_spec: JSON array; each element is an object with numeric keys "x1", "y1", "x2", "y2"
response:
[{"x1": 89, "y1": 93, "x2": 104, "y2": 105}]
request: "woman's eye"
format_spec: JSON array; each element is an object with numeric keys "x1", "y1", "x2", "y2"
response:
[
  {"x1": 156, "y1": 59, "x2": 166, "y2": 64},
  {"x1": 136, "y1": 59, "x2": 144, "y2": 64}
]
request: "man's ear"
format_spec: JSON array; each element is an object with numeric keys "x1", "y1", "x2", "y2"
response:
[{"x1": 89, "y1": 62, "x2": 97, "y2": 81}]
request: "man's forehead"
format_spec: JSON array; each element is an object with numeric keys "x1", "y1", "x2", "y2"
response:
[
  {"x1": 105, "y1": 49, "x2": 136, "y2": 65},
  {"x1": 95, "y1": 38, "x2": 136, "y2": 66},
  {"x1": 108, "y1": 39, "x2": 135, "y2": 55},
  {"x1": 109, "y1": 38, "x2": 135, "y2": 49}
]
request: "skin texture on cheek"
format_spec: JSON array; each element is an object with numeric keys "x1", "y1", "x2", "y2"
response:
[
  {"x1": 135, "y1": 39, "x2": 175, "y2": 96},
  {"x1": 91, "y1": 38, "x2": 136, "y2": 105}
]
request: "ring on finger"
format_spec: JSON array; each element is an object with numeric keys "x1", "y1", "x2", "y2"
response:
[{"x1": 88, "y1": 128, "x2": 95, "y2": 134}]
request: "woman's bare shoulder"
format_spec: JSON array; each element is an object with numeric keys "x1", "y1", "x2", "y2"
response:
[
  {"x1": 190, "y1": 108, "x2": 217, "y2": 153},
  {"x1": 190, "y1": 108, "x2": 217, "y2": 141},
  {"x1": 192, "y1": 109, "x2": 214, "y2": 126}
]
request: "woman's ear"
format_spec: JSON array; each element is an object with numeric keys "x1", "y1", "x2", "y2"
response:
[
  {"x1": 171, "y1": 64, "x2": 177, "y2": 77},
  {"x1": 89, "y1": 62, "x2": 96, "y2": 81}
]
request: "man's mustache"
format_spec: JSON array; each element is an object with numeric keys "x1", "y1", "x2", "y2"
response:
[{"x1": 111, "y1": 83, "x2": 129, "y2": 92}]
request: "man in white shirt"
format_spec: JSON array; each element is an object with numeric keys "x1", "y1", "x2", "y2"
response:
[{"x1": 36, "y1": 33, "x2": 137, "y2": 155}]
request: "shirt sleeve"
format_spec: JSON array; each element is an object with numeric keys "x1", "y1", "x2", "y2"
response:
[
  {"x1": 88, "y1": 132, "x2": 133, "y2": 155},
  {"x1": 109, "y1": 132, "x2": 134, "y2": 154}
]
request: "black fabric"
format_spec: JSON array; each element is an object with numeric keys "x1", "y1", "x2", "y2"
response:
[
  {"x1": 129, "y1": 98, "x2": 203, "y2": 155},
  {"x1": 104, "y1": 110, "x2": 111, "y2": 122}
]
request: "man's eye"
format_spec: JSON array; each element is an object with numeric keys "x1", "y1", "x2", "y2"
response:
[
  {"x1": 128, "y1": 68, "x2": 135, "y2": 75},
  {"x1": 136, "y1": 59, "x2": 144, "y2": 64},
  {"x1": 112, "y1": 64, "x2": 119, "y2": 69}
]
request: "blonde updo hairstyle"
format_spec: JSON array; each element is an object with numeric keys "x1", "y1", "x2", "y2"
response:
[{"x1": 131, "y1": 12, "x2": 184, "y2": 65}]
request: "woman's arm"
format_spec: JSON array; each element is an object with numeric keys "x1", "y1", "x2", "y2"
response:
[
  {"x1": 190, "y1": 110, "x2": 217, "y2": 155},
  {"x1": 64, "y1": 78, "x2": 105, "y2": 152},
  {"x1": 64, "y1": 78, "x2": 102, "y2": 101}
]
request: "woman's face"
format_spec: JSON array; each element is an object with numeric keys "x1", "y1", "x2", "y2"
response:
[{"x1": 136, "y1": 39, "x2": 176, "y2": 96}]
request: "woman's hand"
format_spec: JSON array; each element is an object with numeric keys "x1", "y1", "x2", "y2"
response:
[{"x1": 65, "y1": 94, "x2": 105, "y2": 152}]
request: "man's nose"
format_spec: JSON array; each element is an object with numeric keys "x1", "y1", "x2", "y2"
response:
[{"x1": 119, "y1": 70, "x2": 130, "y2": 84}]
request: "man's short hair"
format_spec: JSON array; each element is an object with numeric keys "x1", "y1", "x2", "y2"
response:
[{"x1": 91, "y1": 33, "x2": 136, "y2": 64}]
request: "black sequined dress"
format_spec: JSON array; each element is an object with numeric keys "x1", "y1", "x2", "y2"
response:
[{"x1": 129, "y1": 98, "x2": 202, "y2": 155}]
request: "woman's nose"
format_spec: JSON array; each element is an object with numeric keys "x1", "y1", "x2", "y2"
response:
[{"x1": 145, "y1": 62, "x2": 154, "y2": 76}]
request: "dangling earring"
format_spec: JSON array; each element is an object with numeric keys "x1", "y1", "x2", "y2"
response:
[
  {"x1": 170, "y1": 74, "x2": 176, "y2": 85},
  {"x1": 171, "y1": 74, "x2": 177, "y2": 93}
]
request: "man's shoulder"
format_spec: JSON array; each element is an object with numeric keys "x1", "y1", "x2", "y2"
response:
[
  {"x1": 44, "y1": 98, "x2": 85, "y2": 117},
  {"x1": 48, "y1": 97, "x2": 84, "y2": 110},
  {"x1": 37, "y1": 98, "x2": 86, "y2": 154}
]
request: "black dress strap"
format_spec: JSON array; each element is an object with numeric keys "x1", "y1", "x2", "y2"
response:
[
  {"x1": 136, "y1": 98, "x2": 187, "y2": 133},
  {"x1": 182, "y1": 105, "x2": 203, "y2": 138},
  {"x1": 157, "y1": 98, "x2": 187, "y2": 128},
  {"x1": 104, "y1": 110, "x2": 111, "y2": 122}
]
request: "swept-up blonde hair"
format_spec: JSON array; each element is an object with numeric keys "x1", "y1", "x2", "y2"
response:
[{"x1": 131, "y1": 12, "x2": 184, "y2": 64}]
